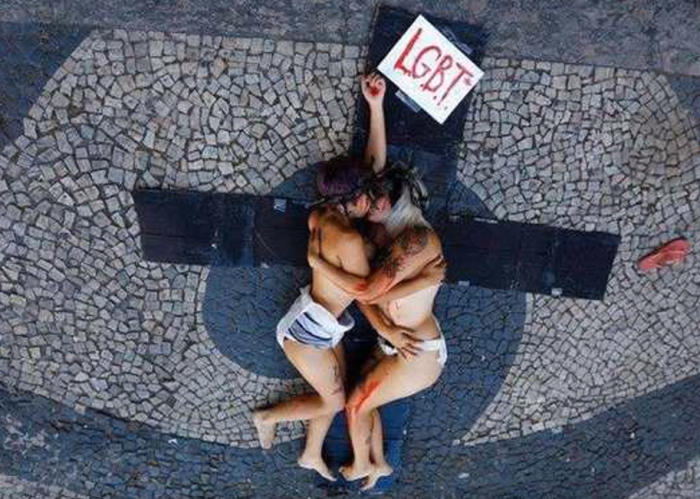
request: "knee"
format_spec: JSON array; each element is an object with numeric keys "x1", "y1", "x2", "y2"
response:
[
  {"x1": 345, "y1": 392, "x2": 368, "y2": 417},
  {"x1": 345, "y1": 379, "x2": 380, "y2": 417},
  {"x1": 325, "y1": 392, "x2": 346, "y2": 413}
]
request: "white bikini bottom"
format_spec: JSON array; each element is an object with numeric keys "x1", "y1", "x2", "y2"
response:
[{"x1": 378, "y1": 326, "x2": 447, "y2": 367}]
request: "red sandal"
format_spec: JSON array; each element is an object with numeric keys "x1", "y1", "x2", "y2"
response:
[{"x1": 637, "y1": 237, "x2": 691, "y2": 271}]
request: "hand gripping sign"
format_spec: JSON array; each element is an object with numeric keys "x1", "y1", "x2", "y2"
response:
[{"x1": 378, "y1": 15, "x2": 484, "y2": 124}]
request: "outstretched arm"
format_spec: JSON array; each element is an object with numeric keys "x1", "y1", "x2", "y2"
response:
[{"x1": 361, "y1": 74, "x2": 387, "y2": 173}]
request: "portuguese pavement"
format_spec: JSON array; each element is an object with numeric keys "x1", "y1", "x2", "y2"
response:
[{"x1": 0, "y1": 1, "x2": 699, "y2": 498}]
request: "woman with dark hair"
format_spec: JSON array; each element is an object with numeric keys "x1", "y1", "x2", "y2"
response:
[{"x1": 252, "y1": 152, "x2": 373, "y2": 481}]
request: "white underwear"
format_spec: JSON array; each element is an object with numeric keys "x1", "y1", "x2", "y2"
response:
[
  {"x1": 276, "y1": 285, "x2": 354, "y2": 350},
  {"x1": 378, "y1": 320, "x2": 447, "y2": 367}
]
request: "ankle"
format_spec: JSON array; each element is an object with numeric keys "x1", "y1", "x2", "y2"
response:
[
  {"x1": 254, "y1": 410, "x2": 270, "y2": 423},
  {"x1": 355, "y1": 459, "x2": 372, "y2": 470},
  {"x1": 299, "y1": 449, "x2": 320, "y2": 460}
]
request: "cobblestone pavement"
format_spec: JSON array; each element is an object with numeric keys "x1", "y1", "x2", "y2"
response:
[
  {"x1": 1, "y1": 1, "x2": 700, "y2": 77},
  {"x1": 1, "y1": 4, "x2": 700, "y2": 498}
]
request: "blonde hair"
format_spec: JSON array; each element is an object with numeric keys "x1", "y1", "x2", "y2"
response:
[{"x1": 382, "y1": 184, "x2": 431, "y2": 238}]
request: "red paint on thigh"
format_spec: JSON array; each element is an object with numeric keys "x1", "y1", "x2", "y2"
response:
[
  {"x1": 345, "y1": 405, "x2": 354, "y2": 427},
  {"x1": 350, "y1": 379, "x2": 381, "y2": 418}
]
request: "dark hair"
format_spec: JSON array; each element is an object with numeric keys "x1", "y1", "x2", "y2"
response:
[
  {"x1": 372, "y1": 174, "x2": 403, "y2": 206},
  {"x1": 371, "y1": 164, "x2": 429, "y2": 210},
  {"x1": 316, "y1": 155, "x2": 373, "y2": 202}
]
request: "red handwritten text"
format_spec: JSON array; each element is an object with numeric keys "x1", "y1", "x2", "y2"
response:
[{"x1": 392, "y1": 26, "x2": 475, "y2": 107}]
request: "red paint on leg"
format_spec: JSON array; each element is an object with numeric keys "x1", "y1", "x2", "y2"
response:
[
  {"x1": 352, "y1": 380, "x2": 380, "y2": 417},
  {"x1": 345, "y1": 405, "x2": 355, "y2": 427}
]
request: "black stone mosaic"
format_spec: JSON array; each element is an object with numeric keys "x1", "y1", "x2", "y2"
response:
[
  {"x1": 2, "y1": 5, "x2": 700, "y2": 499},
  {"x1": 0, "y1": 22, "x2": 90, "y2": 149},
  {"x1": 2, "y1": 371, "x2": 700, "y2": 498},
  {"x1": 666, "y1": 73, "x2": 700, "y2": 143},
  {"x1": 2, "y1": 1, "x2": 699, "y2": 77}
]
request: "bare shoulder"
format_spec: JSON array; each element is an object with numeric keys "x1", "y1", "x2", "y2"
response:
[
  {"x1": 309, "y1": 208, "x2": 342, "y2": 232},
  {"x1": 328, "y1": 222, "x2": 364, "y2": 249},
  {"x1": 310, "y1": 209, "x2": 361, "y2": 249},
  {"x1": 394, "y1": 225, "x2": 441, "y2": 256},
  {"x1": 308, "y1": 208, "x2": 326, "y2": 231}
]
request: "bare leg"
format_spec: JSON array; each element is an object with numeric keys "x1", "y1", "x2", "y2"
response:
[
  {"x1": 253, "y1": 340, "x2": 345, "y2": 449},
  {"x1": 341, "y1": 353, "x2": 442, "y2": 481},
  {"x1": 298, "y1": 344, "x2": 346, "y2": 481},
  {"x1": 340, "y1": 381, "x2": 378, "y2": 480},
  {"x1": 298, "y1": 414, "x2": 336, "y2": 481},
  {"x1": 362, "y1": 409, "x2": 393, "y2": 490},
  {"x1": 361, "y1": 349, "x2": 392, "y2": 476}
]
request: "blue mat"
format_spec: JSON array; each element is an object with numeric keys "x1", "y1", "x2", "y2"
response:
[
  {"x1": 320, "y1": 399, "x2": 411, "y2": 495},
  {"x1": 310, "y1": 323, "x2": 411, "y2": 494}
]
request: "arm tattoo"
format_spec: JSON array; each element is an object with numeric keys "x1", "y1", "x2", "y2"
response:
[
  {"x1": 381, "y1": 226, "x2": 429, "y2": 278},
  {"x1": 330, "y1": 364, "x2": 343, "y2": 394},
  {"x1": 382, "y1": 254, "x2": 405, "y2": 279},
  {"x1": 397, "y1": 226, "x2": 429, "y2": 256}
]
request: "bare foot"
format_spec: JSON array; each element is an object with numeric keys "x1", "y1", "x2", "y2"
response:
[
  {"x1": 340, "y1": 462, "x2": 375, "y2": 481},
  {"x1": 298, "y1": 453, "x2": 336, "y2": 482},
  {"x1": 252, "y1": 411, "x2": 276, "y2": 449},
  {"x1": 361, "y1": 462, "x2": 393, "y2": 491}
]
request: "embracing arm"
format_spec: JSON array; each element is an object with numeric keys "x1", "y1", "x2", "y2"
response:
[
  {"x1": 310, "y1": 261, "x2": 440, "y2": 303},
  {"x1": 365, "y1": 255, "x2": 446, "y2": 304},
  {"x1": 370, "y1": 275, "x2": 434, "y2": 303},
  {"x1": 309, "y1": 226, "x2": 440, "y2": 302},
  {"x1": 357, "y1": 300, "x2": 425, "y2": 359},
  {"x1": 311, "y1": 256, "x2": 367, "y2": 295},
  {"x1": 356, "y1": 302, "x2": 391, "y2": 339},
  {"x1": 309, "y1": 223, "x2": 370, "y2": 286}
]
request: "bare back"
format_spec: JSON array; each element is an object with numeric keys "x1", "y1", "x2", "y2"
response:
[{"x1": 309, "y1": 209, "x2": 369, "y2": 318}]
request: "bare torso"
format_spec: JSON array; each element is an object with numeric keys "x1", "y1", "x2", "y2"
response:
[
  {"x1": 380, "y1": 286, "x2": 440, "y2": 333},
  {"x1": 374, "y1": 226, "x2": 442, "y2": 341},
  {"x1": 308, "y1": 209, "x2": 359, "y2": 318}
]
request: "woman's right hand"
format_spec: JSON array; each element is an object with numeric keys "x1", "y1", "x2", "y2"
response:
[{"x1": 383, "y1": 325, "x2": 424, "y2": 359}]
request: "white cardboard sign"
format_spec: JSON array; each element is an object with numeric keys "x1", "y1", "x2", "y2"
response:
[{"x1": 378, "y1": 15, "x2": 484, "y2": 124}]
